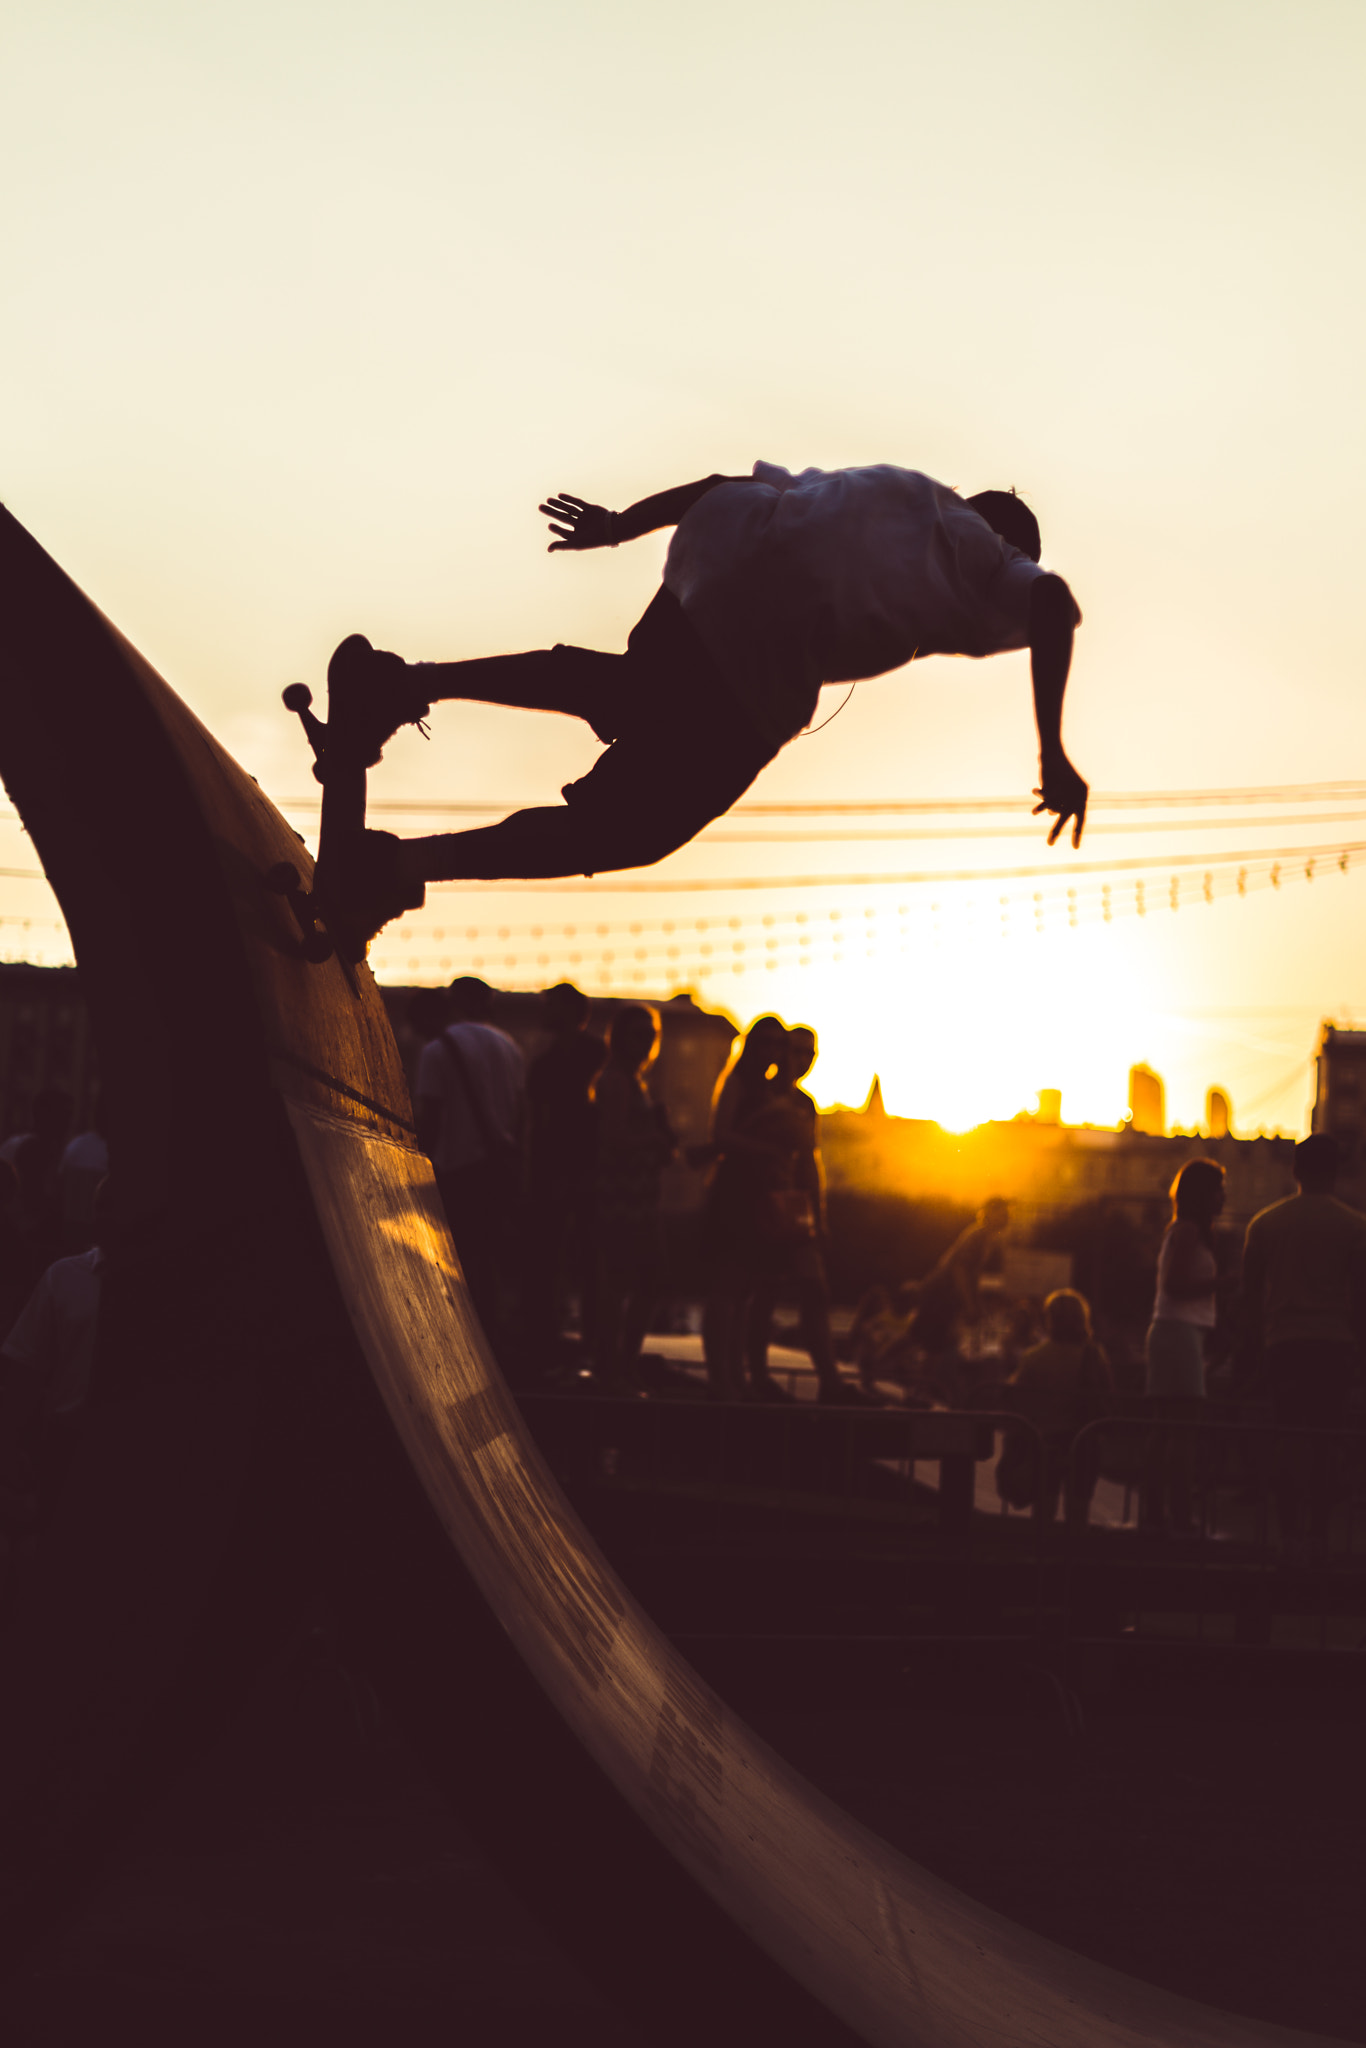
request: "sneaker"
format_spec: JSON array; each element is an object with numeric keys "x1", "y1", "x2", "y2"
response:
[
  {"x1": 326, "y1": 634, "x2": 431, "y2": 771},
  {"x1": 314, "y1": 828, "x2": 425, "y2": 963}
]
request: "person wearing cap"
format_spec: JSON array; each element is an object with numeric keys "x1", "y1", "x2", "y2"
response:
[{"x1": 1241, "y1": 1133, "x2": 1366, "y2": 1426}]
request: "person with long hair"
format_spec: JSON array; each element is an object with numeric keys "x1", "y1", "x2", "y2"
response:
[{"x1": 1145, "y1": 1158, "x2": 1225, "y2": 1398}]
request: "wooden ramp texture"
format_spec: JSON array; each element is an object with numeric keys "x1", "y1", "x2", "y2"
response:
[{"x1": 0, "y1": 505, "x2": 1342, "y2": 2048}]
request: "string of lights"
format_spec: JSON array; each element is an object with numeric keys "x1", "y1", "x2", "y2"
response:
[
  {"x1": 368, "y1": 839, "x2": 1358, "y2": 987},
  {"x1": 2, "y1": 801, "x2": 1363, "y2": 990}
]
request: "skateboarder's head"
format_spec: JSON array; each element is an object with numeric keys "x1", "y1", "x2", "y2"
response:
[
  {"x1": 448, "y1": 975, "x2": 494, "y2": 1022},
  {"x1": 979, "y1": 1195, "x2": 1011, "y2": 1234},
  {"x1": 966, "y1": 489, "x2": 1041, "y2": 563},
  {"x1": 1294, "y1": 1132, "x2": 1340, "y2": 1193}
]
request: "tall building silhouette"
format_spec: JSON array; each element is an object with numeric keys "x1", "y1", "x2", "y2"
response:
[
  {"x1": 1312, "y1": 1023, "x2": 1366, "y2": 1167},
  {"x1": 1129, "y1": 1062, "x2": 1165, "y2": 1136}
]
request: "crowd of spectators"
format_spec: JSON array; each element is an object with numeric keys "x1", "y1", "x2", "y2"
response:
[
  {"x1": 2, "y1": 995, "x2": 1365, "y2": 1552},
  {"x1": 404, "y1": 984, "x2": 878, "y2": 1400},
  {"x1": 401, "y1": 975, "x2": 1366, "y2": 1445}
]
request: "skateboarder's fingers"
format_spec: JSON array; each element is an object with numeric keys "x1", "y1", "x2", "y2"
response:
[{"x1": 539, "y1": 501, "x2": 581, "y2": 522}]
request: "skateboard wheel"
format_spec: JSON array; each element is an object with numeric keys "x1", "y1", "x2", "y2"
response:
[{"x1": 282, "y1": 683, "x2": 313, "y2": 712}]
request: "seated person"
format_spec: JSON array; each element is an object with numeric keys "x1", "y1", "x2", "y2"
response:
[{"x1": 997, "y1": 1288, "x2": 1113, "y2": 1515}]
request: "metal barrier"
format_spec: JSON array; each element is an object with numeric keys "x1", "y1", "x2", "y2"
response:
[
  {"x1": 1063, "y1": 1413, "x2": 1366, "y2": 1656},
  {"x1": 520, "y1": 1393, "x2": 1048, "y2": 1543},
  {"x1": 518, "y1": 1394, "x2": 1054, "y2": 1663},
  {"x1": 519, "y1": 1394, "x2": 1366, "y2": 1674}
]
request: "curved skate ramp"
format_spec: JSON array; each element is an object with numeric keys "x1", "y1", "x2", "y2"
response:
[{"x1": 0, "y1": 505, "x2": 1342, "y2": 2047}]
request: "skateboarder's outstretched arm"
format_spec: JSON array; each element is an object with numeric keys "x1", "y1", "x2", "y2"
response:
[
  {"x1": 1028, "y1": 573, "x2": 1088, "y2": 849},
  {"x1": 540, "y1": 476, "x2": 747, "y2": 552}
]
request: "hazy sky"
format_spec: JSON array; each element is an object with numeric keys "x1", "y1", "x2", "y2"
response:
[{"x1": 3, "y1": 0, "x2": 1364, "y2": 1130}]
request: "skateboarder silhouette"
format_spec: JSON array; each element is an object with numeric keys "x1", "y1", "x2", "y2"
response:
[{"x1": 313, "y1": 461, "x2": 1088, "y2": 947}]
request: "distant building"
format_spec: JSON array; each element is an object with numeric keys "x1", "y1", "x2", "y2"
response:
[
  {"x1": 1312, "y1": 1024, "x2": 1366, "y2": 1176},
  {"x1": 819, "y1": 1099, "x2": 1295, "y2": 1239},
  {"x1": 1206, "y1": 1087, "x2": 1231, "y2": 1140},
  {"x1": 1129, "y1": 1063, "x2": 1165, "y2": 1136},
  {"x1": 1035, "y1": 1088, "x2": 1062, "y2": 1126}
]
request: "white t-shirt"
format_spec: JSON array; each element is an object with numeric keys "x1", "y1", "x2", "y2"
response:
[
  {"x1": 1, "y1": 1245, "x2": 104, "y2": 1418},
  {"x1": 415, "y1": 1023, "x2": 526, "y2": 1172},
  {"x1": 663, "y1": 461, "x2": 1051, "y2": 750},
  {"x1": 1153, "y1": 1226, "x2": 1218, "y2": 1329}
]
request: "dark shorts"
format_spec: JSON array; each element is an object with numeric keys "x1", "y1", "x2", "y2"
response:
[{"x1": 556, "y1": 588, "x2": 776, "y2": 872}]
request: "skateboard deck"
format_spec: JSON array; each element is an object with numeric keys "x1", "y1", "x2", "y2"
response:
[{"x1": 271, "y1": 674, "x2": 367, "y2": 984}]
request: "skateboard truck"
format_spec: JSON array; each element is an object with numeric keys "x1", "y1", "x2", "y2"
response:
[
  {"x1": 269, "y1": 681, "x2": 335, "y2": 962},
  {"x1": 265, "y1": 859, "x2": 333, "y2": 964},
  {"x1": 283, "y1": 682, "x2": 328, "y2": 785}
]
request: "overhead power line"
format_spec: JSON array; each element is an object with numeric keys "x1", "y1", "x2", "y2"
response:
[
  {"x1": 431, "y1": 838, "x2": 1366, "y2": 895},
  {"x1": 697, "y1": 811, "x2": 1366, "y2": 844},
  {"x1": 369, "y1": 842, "x2": 1356, "y2": 987},
  {"x1": 269, "y1": 778, "x2": 1366, "y2": 823}
]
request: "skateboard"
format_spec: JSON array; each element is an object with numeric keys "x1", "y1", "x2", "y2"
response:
[{"x1": 267, "y1": 672, "x2": 368, "y2": 988}]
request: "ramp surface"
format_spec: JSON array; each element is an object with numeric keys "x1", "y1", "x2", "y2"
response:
[{"x1": 0, "y1": 506, "x2": 1343, "y2": 2046}]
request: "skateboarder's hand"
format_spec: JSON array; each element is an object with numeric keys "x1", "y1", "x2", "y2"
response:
[
  {"x1": 540, "y1": 494, "x2": 613, "y2": 551},
  {"x1": 1033, "y1": 753, "x2": 1088, "y2": 849}
]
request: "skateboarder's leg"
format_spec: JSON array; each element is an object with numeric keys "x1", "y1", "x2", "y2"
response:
[
  {"x1": 395, "y1": 799, "x2": 695, "y2": 884},
  {"x1": 325, "y1": 639, "x2": 630, "y2": 771},
  {"x1": 333, "y1": 586, "x2": 712, "y2": 770},
  {"x1": 394, "y1": 699, "x2": 776, "y2": 883},
  {"x1": 416, "y1": 646, "x2": 630, "y2": 744}
]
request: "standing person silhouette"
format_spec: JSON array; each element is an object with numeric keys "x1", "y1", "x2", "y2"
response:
[
  {"x1": 315, "y1": 462, "x2": 1087, "y2": 941},
  {"x1": 526, "y1": 983, "x2": 607, "y2": 1364},
  {"x1": 743, "y1": 1025, "x2": 863, "y2": 1403},
  {"x1": 1241, "y1": 1134, "x2": 1366, "y2": 1426},
  {"x1": 1145, "y1": 1159, "x2": 1225, "y2": 1400},
  {"x1": 590, "y1": 1005, "x2": 676, "y2": 1395},
  {"x1": 414, "y1": 978, "x2": 526, "y2": 1342}
]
